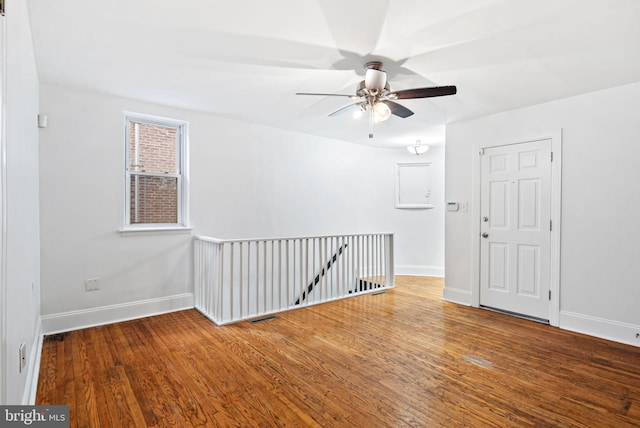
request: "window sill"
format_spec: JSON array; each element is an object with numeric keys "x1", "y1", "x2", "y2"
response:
[{"x1": 119, "y1": 226, "x2": 193, "y2": 237}]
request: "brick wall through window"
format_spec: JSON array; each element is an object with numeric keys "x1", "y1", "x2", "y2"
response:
[{"x1": 128, "y1": 120, "x2": 180, "y2": 224}]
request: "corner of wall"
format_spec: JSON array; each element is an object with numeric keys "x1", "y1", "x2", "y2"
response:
[
  {"x1": 442, "y1": 287, "x2": 472, "y2": 306},
  {"x1": 23, "y1": 319, "x2": 43, "y2": 404}
]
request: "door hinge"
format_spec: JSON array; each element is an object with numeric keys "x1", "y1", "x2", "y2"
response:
[
  {"x1": 549, "y1": 290, "x2": 551, "y2": 300},
  {"x1": 551, "y1": 151, "x2": 554, "y2": 162},
  {"x1": 550, "y1": 220, "x2": 553, "y2": 231},
  {"x1": 479, "y1": 148, "x2": 485, "y2": 156}
]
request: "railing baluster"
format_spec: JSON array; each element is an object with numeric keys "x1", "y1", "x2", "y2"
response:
[
  {"x1": 379, "y1": 234, "x2": 382, "y2": 286},
  {"x1": 311, "y1": 238, "x2": 316, "y2": 304},
  {"x1": 377, "y1": 234, "x2": 381, "y2": 287},
  {"x1": 217, "y1": 243, "x2": 222, "y2": 322},
  {"x1": 264, "y1": 240, "x2": 268, "y2": 314},
  {"x1": 376, "y1": 234, "x2": 379, "y2": 288},
  {"x1": 353, "y1": 236, "x2": 357, "y2": 293},
  {"x1": 385, "y1": 234, "x2": 396, "y2": 287},
  {"x1": 338, "y1": 237, "x2": 343, "y2": 296},
  {"x1": 283, "y1": 239, "x2": 288, "y2": 311},
  {"x1": 370, "y1": 234, "x2": 375, "y2": 288},
  {"x1": 360, "y1": 235, "x2": 364, "y2": 289},
  {"x1": 301, "y1": 238, "x2": 305, "y2": 306},
  {"x1": 320, "y1": 237, "x2": 325, "y2": 302},
  {"x1": 208, "y1": 242, "x2": 212, "y2": 320},
  {"x1": 256, "y1": 241, "x2": 260, "y2": 315},
  {"x1": 380, "y1": 234, "x2": 384, "y2": 286},
  {"x1": 382, "y1": 234, "x2": 387, "y2": 286},
  {"x1": 345, "y1": 235, "x2": 350, "y2": 295},
  {"x1": 335, "y1": 237, "x2": 339, "y2": 299},
  {"x1": 237, "y1": 243, "x2": 241, "y2": 321},
  {"x1": 195, "y1": 240, "x2": 201, "y2": 310},
  {"x1": 368, "y1": 234, "x2": 372, "y2": 289},
  {"x1": 211, "y1": 244, "x2": 218, "y2": 317},
  {"x1": 359, "y1": 235, "x2": 362, "y2": 291},
  {"x1": 344, "y1": 237, "x2": 348, "y2": 295},
  {"x1": 331, "y1": 237, "x2": 336, "y2": 299},
  {"x1": 229, "y1": 242, "x2": 232, "y2": 319},
  {"x1": 201, "y1": 241, "x2": 205, "y2": 308},
  {"x1": 195, "y1": 241, "x2": 200, "y2": 309},
  {"x1": 248, "y1": 242, "x2": 251, "y2": 317},
  {"x1": 277, "y1": 239, "x2": 282, "y2": 311},
  {"x1": 354, "y1": 235, "x2": 358, "y2": 293}
]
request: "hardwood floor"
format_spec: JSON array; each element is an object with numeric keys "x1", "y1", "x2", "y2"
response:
[{"x1": 37, "y1": 276, "x2": 640, "y2": 427}]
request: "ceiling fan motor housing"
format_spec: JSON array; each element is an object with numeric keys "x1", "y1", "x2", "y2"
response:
[{"x1": 364, "y1": 67, "x2": 387, "y2": 92}]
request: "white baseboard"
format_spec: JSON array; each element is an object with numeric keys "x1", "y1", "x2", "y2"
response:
[
  {"x1": 395, "y1": 265, "x2": 444, "y2": 277},
  {"x1": 41, "y1": 293, "x2": 194, "y2": 335},
  {"x1": 23, "y1": 320, "x2": 43, "y2": 405},
  {"x1": 442, "y1": 287, "x2": 472, "y2": 306},
  {"x1": 560, "y1": 310, "x2": 640, "y2": 347}
]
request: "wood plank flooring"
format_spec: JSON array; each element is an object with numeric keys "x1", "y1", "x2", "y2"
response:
[{"x1": 37, "y1": 276, "x2": 640, "y2": 427}]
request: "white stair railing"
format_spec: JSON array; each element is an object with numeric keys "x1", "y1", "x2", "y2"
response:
[{"x1": 194, "y1": 233, "x2": 394, "y2": 325}]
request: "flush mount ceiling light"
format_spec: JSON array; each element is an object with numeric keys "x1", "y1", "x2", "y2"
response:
[{"x1": 407, "y1": 140, "x2": 429, "y2": 155}]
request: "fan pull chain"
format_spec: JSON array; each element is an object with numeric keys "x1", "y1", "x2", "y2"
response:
[{"x1": 369, "y1": 106, "x2": 374, "y2": 138}]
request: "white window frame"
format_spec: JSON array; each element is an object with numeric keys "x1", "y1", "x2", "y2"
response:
[{"x1": 122, "y1": 112, "x2": 190, "y2": 232}]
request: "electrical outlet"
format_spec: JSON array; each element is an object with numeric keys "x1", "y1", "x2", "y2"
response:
[
  {"x1": 85, "y1": 278, "x2": 101, "y2": 291},
  {"x1": 19, "y1": 343, "x2": 26, "y2": 373}
]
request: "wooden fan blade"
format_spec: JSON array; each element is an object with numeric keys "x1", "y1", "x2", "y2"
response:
[
  {"x1": 328, "y1": 103, "x2": 360, "y2": 117},
  {"x1": 390, "y1": 85, "x2": 457, "y2": 100},
  {"x1": 383, "y1": 100, "x2": 414, "y2": 118},
  {"x1": 296, "y1": 92, "x2": 355, "y2": 98}
]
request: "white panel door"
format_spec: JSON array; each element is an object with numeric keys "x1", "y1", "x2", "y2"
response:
[{"x1": 480, "y1": 139, "x2": 552, "y2": 320}]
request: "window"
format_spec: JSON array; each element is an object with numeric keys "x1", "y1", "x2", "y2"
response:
[{"x1": 124, "y1": 112, "x2": 189, "y2": 229}]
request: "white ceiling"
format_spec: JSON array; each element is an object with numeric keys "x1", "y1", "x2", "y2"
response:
[{"x1": 27, "y1": 0, "x2": 640, "y2": 148}]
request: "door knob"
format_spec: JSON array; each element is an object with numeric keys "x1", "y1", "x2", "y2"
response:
[{"x1": 482, "y1": 232, "x2": 489, "y2": 238}]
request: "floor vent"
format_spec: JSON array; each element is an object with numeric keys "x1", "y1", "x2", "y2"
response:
[{"x1": 250, "y1": 316, "x2": 277, "y2": 324}]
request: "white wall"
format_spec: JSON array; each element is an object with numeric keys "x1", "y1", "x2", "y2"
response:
[
  {"x1": 39, "y1": 83, "x2": 445, "y2": 332},
  {"x1": 388, "y1": 147, "x2": 445, "y2": 276},
  {"x1": 3, "y1": 0, "x2": 41, "y2": 404},
  {"x1": 445, "y1": 81, "x2": 640, "y2": 346}
]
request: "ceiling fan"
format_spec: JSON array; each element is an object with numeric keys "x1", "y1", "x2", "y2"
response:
[{"x1": 296, "y1": 61, "x2": 457, "y2": 138}]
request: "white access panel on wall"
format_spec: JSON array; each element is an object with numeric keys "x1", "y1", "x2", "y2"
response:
[
  {"x1": 479, "y1": 139, "x2": 552, "y2": 321},
  {"x1": 395, "y1": 163, "x2": 433, "y2": 209}
]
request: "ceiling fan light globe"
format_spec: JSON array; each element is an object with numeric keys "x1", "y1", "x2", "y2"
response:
[{"x1": 372, "y1": 101, "x2": 391, "y2": 122}]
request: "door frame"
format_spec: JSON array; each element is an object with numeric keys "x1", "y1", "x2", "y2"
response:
[{"x1": 471, "y1": 130, "x2": 562, "y2": 326}]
